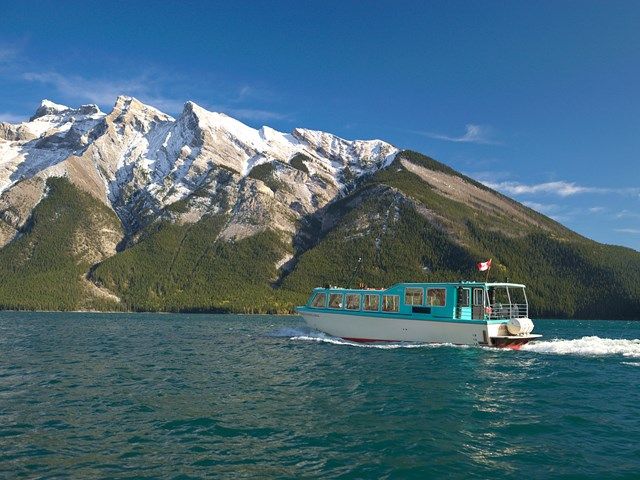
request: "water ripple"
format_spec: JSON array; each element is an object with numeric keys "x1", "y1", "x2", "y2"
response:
[{"x1": 0, "y1": 314, "x2": 638, "y2": 478}]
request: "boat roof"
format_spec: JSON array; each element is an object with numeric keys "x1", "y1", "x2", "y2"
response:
[
  {"x1": 314, "y1": 281, "x2": 526, "y2": 291},
  {"x1": 393, "y1": 282, "x2": 526, "y2": 288}
]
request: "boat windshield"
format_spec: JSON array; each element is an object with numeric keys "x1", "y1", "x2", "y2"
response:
[{"x1": 487, "y1": 286, "x2": 528, "y2": 319}]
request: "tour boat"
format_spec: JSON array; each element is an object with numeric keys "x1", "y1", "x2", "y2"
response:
[{"x1": 296, "y1": 282, "x2": 541, "y2": 348}]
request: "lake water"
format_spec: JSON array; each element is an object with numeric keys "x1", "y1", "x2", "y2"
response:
[{"x1": 1, "y1": 313, "x2": 639, "y2": 479}]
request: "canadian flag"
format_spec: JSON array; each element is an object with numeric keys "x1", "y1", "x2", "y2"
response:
[{"x1": 476, "y1": 259, "x2": 492, "y2": 272}]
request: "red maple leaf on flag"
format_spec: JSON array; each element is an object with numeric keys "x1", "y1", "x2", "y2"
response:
[{"x1": 476, "y1": 259, "x2": 492, "y2": 272}]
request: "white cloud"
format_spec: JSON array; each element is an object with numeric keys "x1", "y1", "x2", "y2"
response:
[
  {"x1": 522, "y1": 203, "x2": 617, "y2": 223},
  {"x1": 237, "y1": 85, "x2": 253, "y2": 101},
  {"x1": 615, "y1": 228, "x2": 640, "y2": 235},
  {"x1": 484, "y1": 180, "x2": 589, "y2": 196},
  {"x1": 22, "y1": 71, "x2": 163, "y2": 107},
  {"x1": 141, "y1": 97, "x2": 187, "y2": 115},
  {"x1": 549, "y1": 214, "x2": 572, "y2": 222},
  {"x1": 0, "y1": 47, "x2": 17, "y2": 62},
  {"x1": 522, "y1": 201, "x2": 560, "y2": 214},
  {"x1": 615, "y1": 210, "x2": 640, "y2": 219},
  {"x1": 482, "y1": 180, "x2": 625, "y2": 197},
  {"x1": 0, "y1": 111, "x2": 26, "y2": 123},
  {"x1": 0, "y1": 42, "x2": 22, "y2": 64},
  {"x1": 20, "y1": 70, "x2": 289, "y2": 121},
  {"x1": 466, "y1": 170, "x2": 512, "y2": 182},
  {"x1": 221, "y1": 107, "x2": 289, "y2": 122},
  {"x1": 2, "y1": 44, "x2": 290, "y2": 123},
  {"x1": 419, "y1": 124, "x2": 502, "y2": 145}
]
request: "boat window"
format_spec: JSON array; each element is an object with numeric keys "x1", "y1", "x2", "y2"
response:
[
  {"x1": 426, "y1": 288, "x2": 446, "y2": 307},
  {"x1": 488, "y1": 287, "x2": 510, "y2": 305},
  {"x1": 363, "y1": 294, "x2": 380, "y2": 311},
  {"x1": 345, "y1": 293, "x2": 361, "y2": 310},
  {"x1": 311, "y1": 292, "x2": 326, "y2": 308},
  {"x1": 382, "y1": 295, "x2": 399, "y2": 312},
  {"x1": 404, "y1": 287, "x2": 424, "y2": 306},
  {"x1": 473, "y1": 288, "x2": 484, "y2": 306},
  {"x1": 509, "y1": 287, "x2": 527, "y2": 305},
  {"x1": 328, "y1": 293, "x2": 344, "y2": 309},
  {"x1": 458, "y1": 288, "x2": 470, "y2": 307}
]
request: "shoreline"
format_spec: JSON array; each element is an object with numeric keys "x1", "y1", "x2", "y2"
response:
[
  {"x1": 0, "y1": 309, "x2": 302, "y2": 316},
  {"x1": 0, "y1": 310, "x2": 636, "y2": 321}
]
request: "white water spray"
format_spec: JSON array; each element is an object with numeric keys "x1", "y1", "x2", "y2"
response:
[{"x1": 522, "y1": 336, "x2": 640, "y2": 358}]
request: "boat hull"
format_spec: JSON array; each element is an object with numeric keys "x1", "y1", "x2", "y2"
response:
[{"x1": 298, "y1": 310, "x2": 539, "y2": 347}]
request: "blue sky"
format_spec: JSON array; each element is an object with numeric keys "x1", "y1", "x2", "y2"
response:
[{"x1": 1, "y1": 1, "x2": 638, "y2": 250}]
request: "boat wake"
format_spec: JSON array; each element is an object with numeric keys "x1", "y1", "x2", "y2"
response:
[
  {"x1": 522, "y1": 336, "x2": 640, "y2": 358},
  {"x1": 290, "y1": 333, "x2": 445, "y2": 349},
  {"x1": 269, "y1": 327, "x2": 468, "y2": 350},
  {"x1": 270, "y1": 329, "x2": 640, "y2": 357}
]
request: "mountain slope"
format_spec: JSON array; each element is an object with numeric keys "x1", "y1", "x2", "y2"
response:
[
  {"x1": 0, "y1": 98, "x2": 638, "y2": 317},
  {"x1": 90, "y1": 216, "x2": 297, "y2": 313},
  {"x1": 0, "y1": 177, "x2": 122, "y2": 310},
  {"x1": 279, "y1": 152, "x2": 640, "y2": 318},
  {"x1": 91, "y1": 150, "x2": 640, "y2": 318}
]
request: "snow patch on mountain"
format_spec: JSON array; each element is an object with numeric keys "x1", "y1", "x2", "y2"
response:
[
  {"x1": 0, "y1": 96, "x2": 399, "y2": 237},
  {"x1": 0, "y1": 100, "x2": 106, "y2": 193}
]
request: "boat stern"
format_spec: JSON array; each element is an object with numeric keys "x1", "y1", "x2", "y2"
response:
[
  {"x1": 486, "y1": 317, "x2": 541, "y2": 349},
  {"x1": 489, "y1": 333, "x2": 542, "y2": 349}
]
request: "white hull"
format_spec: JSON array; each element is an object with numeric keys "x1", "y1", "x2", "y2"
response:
[{"x1": 300, "y1": 311, "x2": 490, "y2": 345}]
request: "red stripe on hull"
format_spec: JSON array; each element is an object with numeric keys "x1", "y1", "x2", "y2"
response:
[
  {"x1": 342, "y1": 337, "x2": 400, "y2": 343},
  {"x1": 500, "y1": 343, "x2": 523, "y2": 350},
  {"x1": 491, "y1": 338, "x2": 531, "y2": 349},
  {"x1": 343, "y1": 336, "x2": 532, "y2": 349}
]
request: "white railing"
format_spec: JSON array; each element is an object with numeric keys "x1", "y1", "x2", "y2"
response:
[{"x1": 488, "y1": 303, "x2": 528, "y2": 320}]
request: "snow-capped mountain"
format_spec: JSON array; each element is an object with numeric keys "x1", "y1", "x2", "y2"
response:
[
  {"x1": 0, "y1": 96, "x2": 397, "y2": 245},
  {"x1": 0, "y1": 100, "x2": 104, "y2": 190}
]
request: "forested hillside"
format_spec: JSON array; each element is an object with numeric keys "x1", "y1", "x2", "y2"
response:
[
  {"x1": 1, "y1": 153, "x2": 636, "y2": 318},
  {"x1": 0, "y1": 178, "x2": 122, "y2": 310}
]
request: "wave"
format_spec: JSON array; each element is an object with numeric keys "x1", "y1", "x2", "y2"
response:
[
  {"x1": 522, "y1": 336, "x2": 640, "y2": 358},
  {"x1": 267, "y1": 327, "x2": 315, "y2": 338}
]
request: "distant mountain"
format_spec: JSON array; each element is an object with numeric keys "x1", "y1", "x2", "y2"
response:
[{"x1": 0, "y1": 97, "x2": 638, "y2": 317}]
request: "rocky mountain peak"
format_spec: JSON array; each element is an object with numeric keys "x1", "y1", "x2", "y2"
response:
[
  {"x1": 110, "y1": 96, "x2": 173, "y2": 127},
  {"x1": 76, "y1": 104, "x2": 102, "y2": 116},
  {"x1": 30, "y1": 99, "x2": 70, "y2": 121},
  {"x1": 29, "y1": 100, "x2": 103, "y2": 122},
  {"x1": 182, "y1": 100, "x2": 205, "y2": 115}
]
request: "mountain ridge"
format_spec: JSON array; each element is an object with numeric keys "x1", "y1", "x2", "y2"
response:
[{"x1": 0, "y1": 96, "x2": 397, "y2": 242}]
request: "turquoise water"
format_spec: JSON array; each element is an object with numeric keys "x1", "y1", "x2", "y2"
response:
[{"x1": 1, "y1": 313, "x2": 639, "y2": 479}]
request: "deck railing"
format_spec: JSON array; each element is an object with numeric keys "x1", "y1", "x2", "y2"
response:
[{"x1": 488, "y1": 303, "x2": 528, "y2": 320}]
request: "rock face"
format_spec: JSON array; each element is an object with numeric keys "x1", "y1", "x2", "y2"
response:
[{"x1": 0, "y1": 96, "x2": 398, "y2": 245}]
